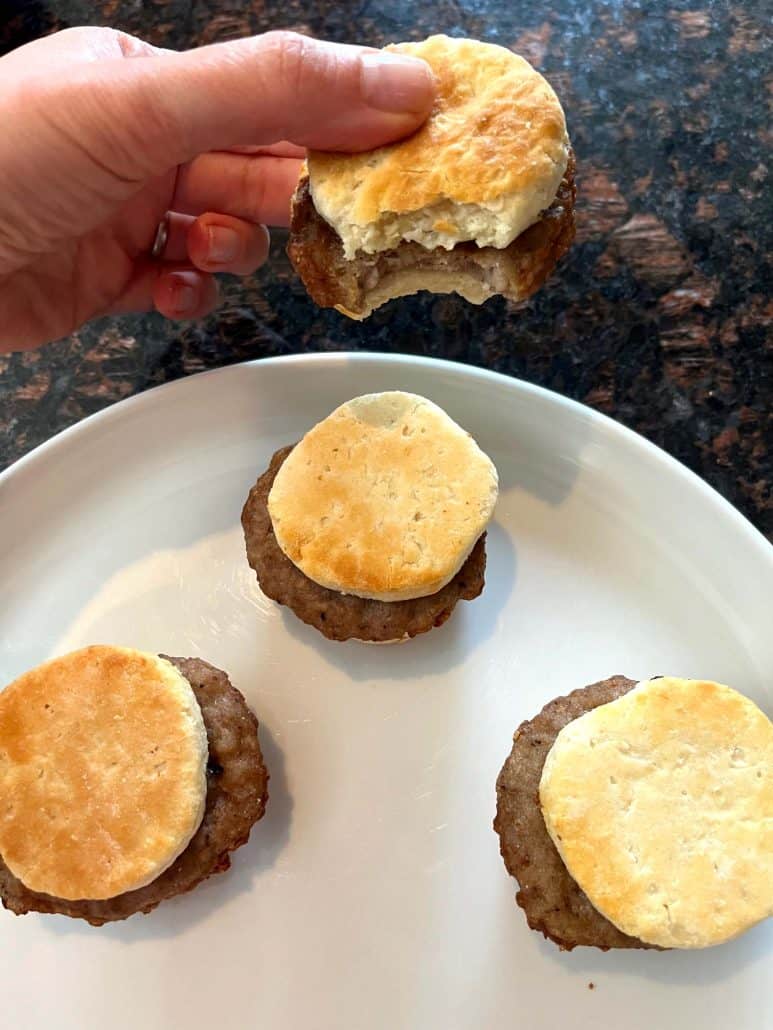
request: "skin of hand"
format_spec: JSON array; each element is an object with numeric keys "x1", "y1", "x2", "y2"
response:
[{"x1": 0, "y1": 27, "x2": 435, "y2": 352}]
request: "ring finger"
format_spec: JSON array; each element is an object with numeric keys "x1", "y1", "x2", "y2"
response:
[{"x1": 153, "y1": 212, "x2": 196, "y2": 262}]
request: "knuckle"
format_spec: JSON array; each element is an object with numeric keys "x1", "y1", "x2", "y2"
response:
[
  {"x1": 55, "y1": 25, "x2": 117, "y2": 47},
  {"x1": 240, "y1": 160, "x2": 271, "y2": 221},
  {"x1": 260, "y1": 29, "x2": 308, "y2": 58},
  {"x1": 260, "y1": 30, "x2": 314, "y2": 98}
]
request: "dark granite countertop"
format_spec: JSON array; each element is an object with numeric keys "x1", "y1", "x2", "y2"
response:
[{"x1": 1, "y1": 1, "x2": 771, "y2": 540}]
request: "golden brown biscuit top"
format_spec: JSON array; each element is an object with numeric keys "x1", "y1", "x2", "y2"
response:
[
  {"x1": 539, "y1": 677, "x2": 773, "y2": 948},
  {"x1": 308, "y1": 35, "x2": 570, "y2": 257},
  {"x1": 0, "y1": 646, "x2": 208, "y2": 901},
  {"x1": 267, "y1": 392, "x2": 498, "y2": 601}
]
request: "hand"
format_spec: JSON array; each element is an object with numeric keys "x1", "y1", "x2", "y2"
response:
[{"x1": 0, "y1": 27, "x2": 434, "y2": 352}]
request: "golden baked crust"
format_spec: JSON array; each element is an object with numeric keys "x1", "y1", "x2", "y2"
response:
[
  {"x1": 539, "y1": 677, "x2": 773, "y2": 949},
  {"x1": 287, "y1": 152, "x2": 576, "y2": 318},
  {"x1": 243, "y1": 445, "x2": 487, "y2": 641},
  {"x1": 494, "y1": 675, "x2": 652, "y2": 951},
  {"x1": 308, "y1": 35, "x2": 569, "y2": 257},
  {"x1": 0, "y1": 647, "x2": 208, "y2": 901},
  {"x1": 0, "y1": 655, "x2": 268, "y2": 924},
  {"x1": 267, "y1": 393, "x2": 498, "y2": 601}
]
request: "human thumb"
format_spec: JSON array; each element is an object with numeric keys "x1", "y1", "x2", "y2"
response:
[{"x1": 87, "y1": 31, "x2": 436, "y2": 175}]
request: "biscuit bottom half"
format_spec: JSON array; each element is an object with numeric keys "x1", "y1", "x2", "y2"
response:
[
  {"x1": 287, "y1": 152, "x2": 575, "y2": 319},
  {"x1": 241, "y1": 445, "x2": 487, "y2": 642},
  {"x1": 0, "y1": 658, "x2": 268, "y2": 925},
  {"x1": 494, "y1": 675, "x2": 658, "y2": 951}
]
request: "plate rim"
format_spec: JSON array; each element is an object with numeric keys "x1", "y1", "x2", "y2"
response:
[
  {"x1": 1, "y1": 359, "x2": 772, "y2": 1030},
  {"x1": 1, "y1": 351, "x2": 770, "y2": 565}
]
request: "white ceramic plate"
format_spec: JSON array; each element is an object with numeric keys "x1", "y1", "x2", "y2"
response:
[{"x1": 0, "y1": 353, "x2": 771, "y2": 1030}]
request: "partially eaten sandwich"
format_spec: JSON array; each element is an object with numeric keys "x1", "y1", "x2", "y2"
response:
[
  {"x1": 494, "y1": 675, "x2": 773, "y2": 950},
  {"x1": 288, "y1": 34, "x2": 575, "y2": 319}
]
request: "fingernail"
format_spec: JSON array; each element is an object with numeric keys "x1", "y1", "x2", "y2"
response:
[
  {"x1": 171, "y1": 278, "x2": 197, "y2": 315},
  {"x1": 207, "y1": 226, "x2": 240, "y2": 264},
  {"x1": 360, "y1": 53, "x2": 434, "y2": 113}
]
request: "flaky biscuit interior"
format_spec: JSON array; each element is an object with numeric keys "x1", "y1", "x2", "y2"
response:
[{"x1": 308, "y1": 35, "x2": 569, "y2": 259}]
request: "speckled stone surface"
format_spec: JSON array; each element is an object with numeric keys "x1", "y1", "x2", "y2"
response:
[{"x1": 1, "y1": 2, "x2": 771, "y2": 539}]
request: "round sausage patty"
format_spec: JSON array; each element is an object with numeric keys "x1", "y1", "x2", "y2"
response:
[
  {"x1": 287, "y1": 152, "x2": 576, "y2": 316},
  {"x1": 494, "y1": 675, "x2": 658, "y2": 951},
  {"x1": 0, "y1": 657, "x2": 268, "y2": 925},
  {"x1": 241, "y1": 445, "x2": 487, "y2": 642}
]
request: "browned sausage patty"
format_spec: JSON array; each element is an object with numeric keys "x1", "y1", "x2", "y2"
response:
[
  {"x1": 287, "y1": 152, "x2": 576, "y2": 315},
  {"x1": 494, "y1": 675, "x2": 658, "y2": 951},
  {"x1": 0, "y1": 657, "x2": 268, "y2": 925},
  {"x1": 241, "y1": 445, "x2": 487, "y2": 643}
]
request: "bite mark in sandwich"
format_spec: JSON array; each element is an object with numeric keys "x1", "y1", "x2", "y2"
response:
[{"x1": 288, "y1": 35, "x2": 576, "y2": 318}]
